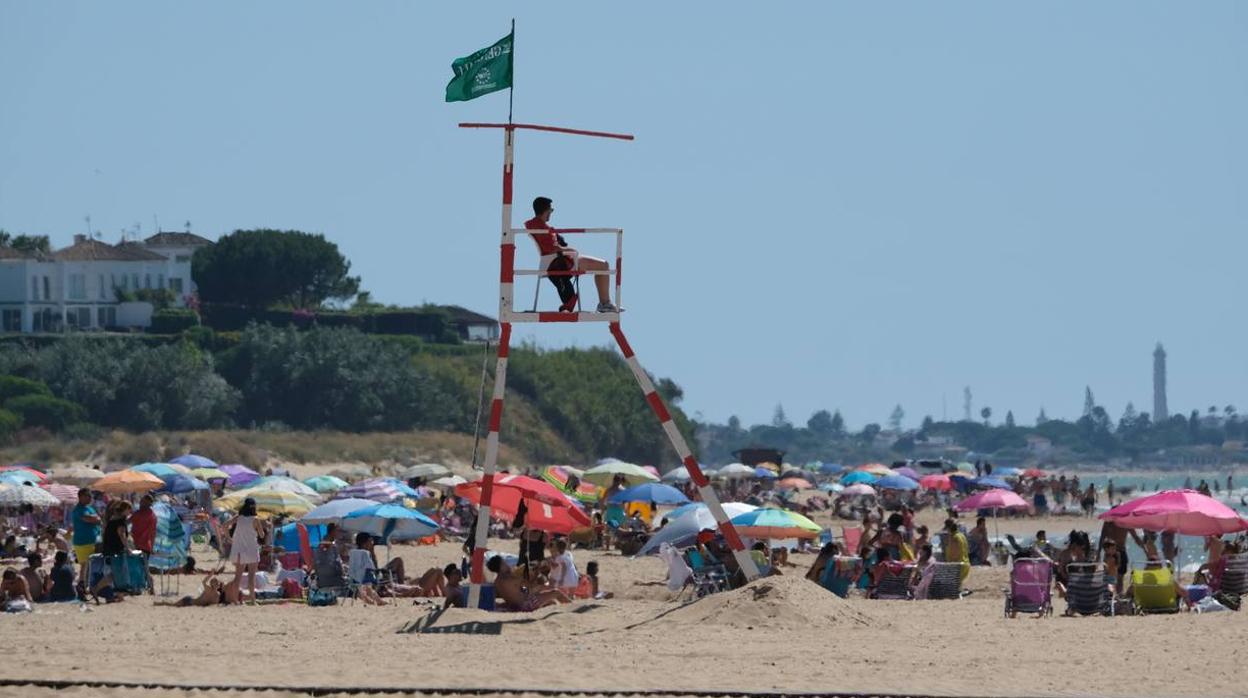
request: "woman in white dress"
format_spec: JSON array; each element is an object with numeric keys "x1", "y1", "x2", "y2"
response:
[{"x1": 226, "y1": 498, "x2": 265, "y2": 604}]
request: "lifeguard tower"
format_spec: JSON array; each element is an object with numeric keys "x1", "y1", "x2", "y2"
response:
[{"x1": 459, "y1": 121, "x2": 760, "y2": 606}]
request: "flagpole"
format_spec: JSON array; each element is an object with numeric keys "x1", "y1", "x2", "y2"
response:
[{"x1": 508, "y1": 18, "x2": 515, "y2": 125}]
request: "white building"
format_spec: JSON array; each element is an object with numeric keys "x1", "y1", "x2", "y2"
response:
[{"x1": 0, "y1": 231, "x2": 212, "y2": 333}]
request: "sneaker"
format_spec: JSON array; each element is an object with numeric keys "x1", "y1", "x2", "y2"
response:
[
  {"x1": 596, "y1": 301, "x2": 619, "y2": 313},
  {"x1": 558, "y1": 294, "x2": 578, "y2": 312}
]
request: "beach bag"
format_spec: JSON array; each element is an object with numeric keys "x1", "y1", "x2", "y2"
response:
[
  {"x1": 307, "y1": 588, "x2": 338, "y2": 607},
  {"x1": 1213, "y1": 592, "x2": 1240, "y2": 611},
  {"x1": 282, "y1": 578, "x2": 303, "y2": 599}
]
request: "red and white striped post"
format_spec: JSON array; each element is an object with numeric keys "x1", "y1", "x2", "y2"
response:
[
  {"x1": 608, "y1": 322, "x2": 760, "y2": 581},
  {"x1": 466, "y1": 125, "x2": 516, "y2": 608}
]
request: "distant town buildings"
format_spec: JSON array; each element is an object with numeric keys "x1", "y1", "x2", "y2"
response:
[{"x1": 1153, "y1": 342, "x2": 1168, "y2": 422}]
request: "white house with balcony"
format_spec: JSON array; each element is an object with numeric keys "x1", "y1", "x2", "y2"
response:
[{"x1": 0, "y1": 231, "x2": 212, "y2": 332}]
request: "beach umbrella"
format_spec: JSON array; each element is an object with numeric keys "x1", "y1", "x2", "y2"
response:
[
  {"x1": 776, "y1": 477, "x2": 814, "y2": 491},
  {"x1": 300, "y1": 497, "x2": 377, "y2": 525},
  {"x1": 895, "y1": 466, "x2": 920, "y2": 480},
  {"x1": 0, "y1": 482, "x2": 60, "y2": 508},
  {"x1": 540, "y1": 466, "x2": 599, "y2": 504},
  {"x1": 214, "y1": 488, "x2": 314, "y2": 517},
  {"x1": 303, "y1": 475, "x2": 349, "y2": 493},
  {"x1": 875, "y1": 475, "x2": 919, "y2": 491},
  {"x1": 661, "y1": 466, "x2": 692, "y2": 483},
  {"x1": 608, "y1": 482, "x2": 689, "y2": 505},
  {"x1": 842, "y1": 483, "x2": 876, "y2": 497},
  {"x1": 250, "y1": 476, "x2": 323, "y2": 502},
  {"x1": 754, "y1": 467, "x2": 778, "y2": 480},
  {"x1": 455, "y1": 475, "x2": 590, "y2": 534},
  {"x1": 430, "y1": 475, "x2": 467, "y2": 490},
  {"x1": 819, "y1": 463, "x2": 845, "y2": 475},
  {"x1": 583, "y1": 461, "x2": 659, "y2": 487},
  {"x1": 841, "y1": 471, "x2": 878, "y2": 486},
  {"x1": 716, "y1": 463, "x2": 754, "y2": 479},
  {"x1": 993, "y1": 466, "x2": 1022, "y2": 477},
  {"x1": 0, "y1": 470, "x2": 41, "y2": 485},
  {"x1": 975, "y1": 477, "x2": 1013, "y2": 490},
  {"x1": 779, "y1": 469, "x2": 807, "y2": 480},
  {"x1": 955, "y1": 462, "x2": 975, "y2": 473},
  {"x1": 956, "y1": 489, "x2": 1029, "y2": 538},
  {"x1": 755, "y1": 461, "x2": 780, "y2": 473},
  {"x1": 1022, "y1": 468, "x2": 1047, "y2": 478},
  {"x1": 341, "y1": 503, "x2": 440, "y2": 541},
  {"x1": 149, "y1": 502, "x2": 188, "y2": 572},
  {"x1": 818, "y1": 482, "x2": 844, "y2": 493},
  {"x1": 39, "y1": 482, "x2": 80, "y2": 505},
  {"x1": 855, "y1": 463, "x2": 894, "y2": 476},
  {"x1": 729, "y1": 508, "x2": 822, "y2": 540},
  {"x1": 400, "y1": 463, "x2": 451, "y2": 480},
  {"x1": 0, "y1": 465, "x2": 46, "y2": 481},
  {"x1": 219, "y1": 464, "x2": 260, "y2": 488},
  {"x1": 333, "y1": 478, "x2": 406, "y2": 503},
  {"x1": 919, "y1": 474, "x2": 953, "y2": 492},
  {"x1": 48, "y1": 465, "x2": 103, "y2": 487},
  {"x1": 639, "y1": 502, "x2": 759, "y2": 555},
  {"x1": 157, "y1": 474, "x2": 209, "y2": 495},
  {"x1": 190, "y1": 467, "x2": 231, "y2": 481},
  {"x1": 170, "y1": 454, "x2": 218, "y2": 470},
  {"x1": 94, "y1": 469, "x2": 165, "y2": 495},
  {"x1": 131, "y1": 463, "x2": 181, "y2": 481},
  {"x1": 1099, "y1": 489, "x2": 1248, "y2": 536}
]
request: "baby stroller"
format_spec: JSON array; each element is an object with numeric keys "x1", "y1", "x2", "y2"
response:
[{"x1": 1004, "y1": 557, "x2": 1053, "y2": 617}]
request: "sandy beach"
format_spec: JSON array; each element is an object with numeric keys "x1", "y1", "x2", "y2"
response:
[{"x1": 2, "y1": 520, "x2": 1246, "y2": 698}]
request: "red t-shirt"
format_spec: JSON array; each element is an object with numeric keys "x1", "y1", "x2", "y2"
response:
[
  {"x1": 524, "y1": 216, "x2": 559, "y2": 256},
  {"x1": 130, "y1": 507, "x2": 157, "y2": 553}
]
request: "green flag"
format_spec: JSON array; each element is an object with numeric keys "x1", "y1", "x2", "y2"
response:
[{"x1": 445, "y1": 32, "x2": 513, "y2": 103}]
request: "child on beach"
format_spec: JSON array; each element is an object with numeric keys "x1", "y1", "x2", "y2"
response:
[{"x1": 585, "y1": 560, "x2": 612, "y2": 599}]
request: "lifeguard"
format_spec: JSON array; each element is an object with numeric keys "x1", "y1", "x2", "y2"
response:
[{"x1": 524, "y1": 196, "x2": 618, "y2": 313}]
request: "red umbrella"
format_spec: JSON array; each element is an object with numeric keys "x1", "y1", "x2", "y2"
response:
[
  {"x1": 1022, "y1": 468, "x2": 1046, "y2": 478},
  {"x1": 0, "y1": 465, "x2": 46, "y2": 481},
  {"x1": 919, "y1": 474, "x2": 953, "y2": 492},
  {"x1": 455, "y1": 475, "x2": 590, "y2": 534},
  {"x1": 1099, "y1": 489, "x2": 1248, "y2": 536}
]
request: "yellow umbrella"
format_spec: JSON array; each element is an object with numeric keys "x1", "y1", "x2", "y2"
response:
[
  {"x1": 191, "y1": 467, "x2": 231, "y2": 481},
  {"x1": 214, "y1": 488, "x2": 313, "y2": 517},
  {"x1": 855, "y1": 463, "x2": 896, "y2": 476},
  {"x1": 93, "y1": 470, "x2": 165, "y2": 495}
]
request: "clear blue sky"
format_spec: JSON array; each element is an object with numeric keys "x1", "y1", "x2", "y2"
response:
[{"x1": 2, "y1": 2, "x2": 1245, "y2": 429}]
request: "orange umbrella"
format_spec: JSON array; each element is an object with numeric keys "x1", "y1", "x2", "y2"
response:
[
  {"x1": 776, "y1": 477, "x2": 813, "y2": 490},
  {"x1": 93, "y1": 469, "x2": 164, "y2": 495}
]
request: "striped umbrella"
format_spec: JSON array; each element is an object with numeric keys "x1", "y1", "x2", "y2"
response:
[
  {"x1": 0, "y1": 483, "x2": 60, "y2": 508},
  {"x1": 333, "y1": 478, "x2": 406, "y2": 503},
  {"x1": 39, "y1": 482, "x2": 80, "y2": 505},
  {"x1": 728, "y1": 508, "x2": 822, "y2": 540},
  {"x1": 149, "y1": 503, "x2": 188, "y2": 571},
  {"x1": 583, "y1": 461, "x2": 659, "y2": 487},
  {"x1": 540, "y1": 466, "x2": 599, "y2": 504},
  {"x1": 214, "y1": 488, "x2": 314, "y2": 517},
  {"x1": 249, "y1": 476, "x2": 323, "y2": 502}
]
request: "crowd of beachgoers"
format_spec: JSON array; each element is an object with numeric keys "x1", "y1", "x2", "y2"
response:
[{"x1": 1, "y1": 457, "x2": 1245, "y2": 618}]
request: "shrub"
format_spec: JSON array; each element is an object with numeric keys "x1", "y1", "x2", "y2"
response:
[
  {"x1": 3, "y1": 394, "x2": 84, "y2": 431},
  {"x1": 0, "y1": 375, "x2": 51, "y2": 402},
  {"x1": 150, "y1": 309, "x2": 199, "y2": 334},
  {"x1": 0, "y1": 408, "x2": 21, "y2": 444}
]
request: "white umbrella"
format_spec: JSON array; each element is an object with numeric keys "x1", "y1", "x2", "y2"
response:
[
  {"x1": 717, "y1": 463, "x2": 756, "y2": 479},
  {"x1": 638, "y1": 502, "x2": 758, "y2": 556},
  {"x1": 430, "y1": 475, "x2": 467, "y2": 489},
  {"x1": 48, "y1": 464, "x2": 104, "y2": 487},
  {"x1": 249, "y1": 476, "x2": 324, "y2": 503},
  {"x1": 661, "y1": 467, "x2": 692, "y2": 483},
  {"x1": 0, "y1": 483, "x2": 61, "y2": 508},
  {"x1": 400, "y1": 463, "x2": 450, "y2": 479}
]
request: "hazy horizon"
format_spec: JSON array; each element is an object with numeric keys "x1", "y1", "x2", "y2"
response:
[{"x1": 2, "y1": 2, "x2": 1245, "y2": 430}]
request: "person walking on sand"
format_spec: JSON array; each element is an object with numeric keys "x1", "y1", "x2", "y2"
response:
[
  {"x1": 525, "y1": 196, "x2": 619, "y2": 313},
  {"x1": 70, "y1": 489, "x2": 101, "y2": 582},
  {"x1": 226, "y1": 498, "x2": 265, "y2": 604}
]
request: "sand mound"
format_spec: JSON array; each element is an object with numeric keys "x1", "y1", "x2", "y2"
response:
[{"x1": 646, "y1": 575, "x2": 880, "y2": 631}]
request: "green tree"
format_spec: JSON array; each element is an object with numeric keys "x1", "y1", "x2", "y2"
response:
[
  {"x1": 1083, "y1": 386, "x2": 1096, "y2": 417},
  {"x1": 193, "y1": 229, "x2": 360, "y2": 309},
  {"x1": 888, "y1": 404, "x2": 905, "y2": 432},
  {"x1": 920, "y1": 415, "x2": 934, "y2": 433},
  {"x1": 859, "y1": 422, "x2": 881, "y2": 444},
  {"x1": 1036, "y1": 407, "x2": 1048, "y2": 425},
  {"x1": 772, "y1": 404, "x2": 791, "y2": 429},
  {"x1": 1004, "y1": 410, "x2": 1015, "y2": 428},
  {"x1": 10, "y1": 234, "x2": 50, "y2": 255},
  {"x1": 980, "y1": 406, "x2": 992, "y2": 426},
  {"x1": 807, "y1": 409, "x2": 835, "y2": 436},
  {"x1": 829, "y1": 410, "x2": 845, "y2": 438},
  {"x1": 4, "y1": 394, "x2": 83, "y2": 431}
]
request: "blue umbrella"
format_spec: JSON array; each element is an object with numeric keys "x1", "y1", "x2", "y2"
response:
[
  {"x1": 819, "y1": 463, "x2": 846, "y2": 475},
  {"x1": 158, "y1": 474, "x2": 208, "y2": 494},
  {"x1": 149, "y1": 503, "x2": 188, "y2": 571},
  {"x1": 875, "y1": 474, "x2": 919, "y2": 490},
  {"x1": 341, "y1": 504, "x2": 439, "y2": 541},
  {"x1": 841, "y1": 471, "x2": 878, "y2": 485},
  {"x1": 608, "y1": 482, "x2": 689, "y2": 505},
  {"x1": 0, "y1": 470, "x2": 40, "y2": 485},
  {"x1": 132, "y1": 463, "x2": 180, "y2": 482},
  {"x1": 992, "y1": 466, "x2": 1022, "y2": 477},
  {"x1": 300, "y1": 497, "x2": 377, "y2": 525},
  {"x1": 975, "y1": 477, "x2": 1013, "y2": 490},
  {"x1": 170, "y1": 454, "x2": 218, "y2": 469},
  {"x1": 382, "y1": 478, "x2": 423, "y2": 498},
  {"x1": 754, "y1": 467, "x2": 778, "y2": 479}
]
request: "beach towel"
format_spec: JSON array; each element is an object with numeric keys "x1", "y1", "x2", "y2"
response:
[{"x1": 659, "y1": 543, "x2": 691, "y2": 591}]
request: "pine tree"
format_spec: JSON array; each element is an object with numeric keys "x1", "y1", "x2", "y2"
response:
[
  {"x1": 1005, "y1": 410, "x2": 1015, "y2": 428},
  {"x1": 1036, "y1": 407, "x2": 1048, "y2": 425},
  {"x1": 1083, "y1": 387, "x2": 1096, "y2": 417},
  {"x1": 829, "y1": 410, "x2": 845, "y2": 437},
  {"x1": 772, "y1": 404, "x2": 791, "y2": 428},
  {"x1": 888, "y1": 404, "x2": 905, "y2": 432}
]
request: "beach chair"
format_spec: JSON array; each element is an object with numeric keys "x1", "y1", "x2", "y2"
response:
[
  {"x1": 871, "y1": 562, "x2": 915, "y2": 600},
  {"x1": 1004, "y1": 558, "x2": 1053, "y2": 617},
  {"x1": 1065, "y1": 562, "x2": 1114, "y2": 616},
  {"x1": 819, "y1": 556, "x2": 863, "y2": 598},
  {"x1": 749, "y1": 550, "x2": 773, "y2": 576},
  {"x1": 842, "y1": 527, "x2": 863, "y2": 556},
  {"x1": 1131, "y1": 562, "x2": 1180, "y2": 615},
  {"x1": 309, "y1": 545, "x2": 350, "y2": 600},
  {"x1": 684, "y1": 549, "x2": 729, "y2": 597},
  {"x1": 926, "y1": 562, "x2": 965, "y2": 600},
  {"x1": 1216, "y1": 553, "x2": 1248, "y2": 600}
]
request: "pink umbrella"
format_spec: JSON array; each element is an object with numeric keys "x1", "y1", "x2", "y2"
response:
[
  {"x1": 956, "y1": 489, "x2": 1028, "y2": 511},
  {"x1": 641, "y1": 465, "x2": 660, "y2": 479},
  {"x1": 39, "y1": 482, "x2": 79, "y2": 505},
  {"x1": 919, "y1": 474, "x2": 953, "y2": 492},
  {"x1": 1099, "y1": 489, "x2": 1248, "y2": 536},
  {"x1": 841, "y1": 483, "x2": 876, "y2": 497},
  {"x1": 776, "y1": 477, "x2": 813, "y2": 490}
]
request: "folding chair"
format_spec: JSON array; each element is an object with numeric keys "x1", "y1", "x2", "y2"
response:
[
  {"x1": 927, "y1": 562, "x2": 965, "y2": 600},
  {"x1": 1004, "y1": 557, "x2": 1053, "y2": 617},
  {"x1": 1131, "y1": 561, "x2": 1180, "y2": 614}
]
